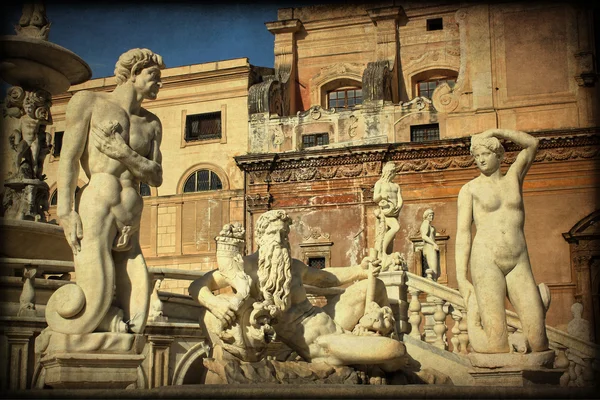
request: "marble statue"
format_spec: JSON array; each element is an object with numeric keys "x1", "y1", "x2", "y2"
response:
[
  {"x1": 373, "y1": 161, "x2": 403, "y2": 271},
  {"x1": 567, "y1": 302, "x2": 592, "y2": 342},
  {"x1": 455, "y1": 128, "x2": 550, "y2": 354},
  {"x1": 1, "y1": 86, "x2": 53, "y2": 220},
  {"x1": 190, "y1": 209, "x2": 406, "y2": 374},
  {"x1": 45, "y1": 48, "x2": 165, "y2": 335},
  {"x1": 420, "y1": 209, "x2": 439, "y2": 280}
]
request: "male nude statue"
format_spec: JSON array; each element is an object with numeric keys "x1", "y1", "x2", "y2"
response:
[
  {"x1": 420, "y1": 209, "x2": 439, "y2": 280},
  {"x1": 455, "y1": 129, "x2": 549, "y2": 353},
  {"x1": 45, "y1": 49, "x2": 164, "y2": 335},
  {"x1": 373, "y1": 162, "x2": 402, "y2": 258},
  {"x1": 189, "y1": 210, "x2": 406, "y2": 372}
]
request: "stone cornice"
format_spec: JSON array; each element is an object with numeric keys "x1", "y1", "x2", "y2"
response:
[
  {"x1": 266, "y1": 19, "x2": 303, "y2": 34},
  {"x1": 51, "y1": 65, "x2": 253, "y2": 104},
  {"x1": 235, "y1": 128, "x2": 600, "y2": 184}
]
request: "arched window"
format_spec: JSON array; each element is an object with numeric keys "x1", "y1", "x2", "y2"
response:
[
  {"x1": 411, "y1": 69, "x2": 458, "y2": 100},
  {"x1": 139, "y1": 182, "x2": 151, "y2": 197},
  {"x1": 183, "y1": 170, "x2": 222, "y2": 193},
  {"x1": 50, "y1": 187, "x2": 81, "y2": 206}
]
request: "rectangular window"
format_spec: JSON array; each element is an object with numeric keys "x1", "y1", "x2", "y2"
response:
[
  {"x1": 427, "y1": 18, "x2": 443, "y2": 31},
  {"x1": 302, "y1": 133, "x2": 329, "y2": 149},
  {"x1": 410, "y1": 124, "x2": 440, "y2": 142},
  {"x1": 327, "y1": 88, "x2": 362, "y2": 109},
  {"x1": 185, "y1": 112, "x2": 222, "y2": 142},
  {"x1": 53, "y1": 131, "x2": 64, "y2": 157},
  {"x1": 308, "y1": 257, "x2": 326, "y2": 269}
]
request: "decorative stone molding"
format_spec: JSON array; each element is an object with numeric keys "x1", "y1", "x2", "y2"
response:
[
  {"x1": 299, "y1": 227, "x2": 333, "y2": 269},
  {"x1": 309, "y1": 63, "x2": 364, "y2": 106},
  {"x1": 296, "y1": 105, "x2": 337, "y2": 120},
  {"x1": 236, "y1": 129, "x2": 599, "y2": 184},
  {"x1": 245, "y1": 193, "x2": 272, "y2": 212},
  {"x1": 401, "y1": 96, "x2": 434, "y2": 112},
  {"x1": 432, "y1": 8, "x2": 469, "y2": 113},
  {"x1": 248, "y1": 76, "x2": 284, "y2": 116}
]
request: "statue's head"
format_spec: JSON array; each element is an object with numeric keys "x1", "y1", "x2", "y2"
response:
[
  {"x1": 23, "y1": 89, "x2": 52, "y2": 124},
  {"x1": 114, "y1": 48, "x2": 165, "y2": 99},
  {"x1": 381, "y1": 161, "x2": 396, "y2": 181},
  {"x1": 423, "y1": 208, "x2": 434, "y2": 221},
  {"x1": 254, "y1": 210, "x2": 293, "y2": 312},
  {"x1": 470, "y1": 135, "x2": 504, "y2": 175},
  {"x1": 470, "y1": 135, "x2": 505, "y2": 161},
  {"x1": 255, "y1": 210, "x2": 292, "y2": 248}
]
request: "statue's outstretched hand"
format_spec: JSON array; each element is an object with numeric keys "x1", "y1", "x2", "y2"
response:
[
  {"x1": 209, "y1": 295, "x2": 238, "y2": 329},
  {"x1": 61, "y1": 210, "x2": 83, "y2": 255},
  {"x1": 91, "y1": 120, "x2": 128, "y2": 160},
  {"x1": 360, "y1": 255, "x2": 381, "y2": 278}
]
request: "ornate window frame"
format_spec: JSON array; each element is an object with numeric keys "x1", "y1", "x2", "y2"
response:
[{"x1": 309, "y1": 63, "x2": 364, "y2": 108}]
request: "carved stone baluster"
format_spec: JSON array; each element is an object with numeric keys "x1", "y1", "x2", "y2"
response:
[
  {"x1": 432, "y1": 298, "x2": 448, "y2": 350},
  {"x1": 458, "y1": 307, "x2": 469, "y2": 354},
  {"x1": 421, "y1": 295, "x2": 436, "y2": 344},
  {"x1": 408, "y1": 288, "x2": 422, "y2": 340},
  {"x1": 425, "y1": 268, "x2": 434, "y2": 281},
  {"x1": 449, "y1": 305, "x2": 462, "y2": 353},
  {"x1": 18, "y1": 266, "x2": 37, "y2": 317}
]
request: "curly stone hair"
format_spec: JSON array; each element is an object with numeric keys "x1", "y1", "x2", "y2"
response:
[
  {"x1": 470, "y1": 135, "x2": 505, "y2": 161},
  {"x1": 114, "y1": 48, "x2": 165, "y2": 85},
  {"x1": 255, "y1": 210, "x2": 292, "y2": 244}
]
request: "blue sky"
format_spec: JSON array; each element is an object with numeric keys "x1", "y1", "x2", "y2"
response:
[{"x1": 1, "y1": 1, "x2": 285, "y2": 79}]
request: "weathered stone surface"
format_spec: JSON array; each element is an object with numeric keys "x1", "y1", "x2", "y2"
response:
[
  {"x1": 40, "y1": 352, "x2": 144, "y2": 389},
  {"x1": 468, "y1": 350, "x2": 556, "y2": 369},
  {"x1": 35, "y1": 330, "x2": 146, "y2": 355},
  {"x1": 204, "y1": 358, "x2": 359, "y2": 384}
]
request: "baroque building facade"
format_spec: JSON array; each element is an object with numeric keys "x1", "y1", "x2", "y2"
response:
[
  {"x1": 238, "y1": 1, "x2": 600, "y2": 336},
  {"x1": 1, "y1": 0, "x2": 599, "y2": 391}
]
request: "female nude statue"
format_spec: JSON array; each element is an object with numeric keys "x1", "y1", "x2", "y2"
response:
[
  {"x1": 455, "y1": 129, "x2": 549, "y2": 353},
  {"x1": 420, "y1": 209, "x2": 439, "y2": 280}
]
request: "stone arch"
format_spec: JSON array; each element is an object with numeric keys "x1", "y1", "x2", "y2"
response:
[
  {"x1": 171, "y1": 341, "x2": 211, "y2": 385},
  {"x1": 176, "y1": 163, "x2": 230, "y2": 194},
  {"x1": 406, "y1": 67, "x2": 459, "y2": 100},
  {"x1": 309, "y1": 62, "x2": 364, "y2": 107}
]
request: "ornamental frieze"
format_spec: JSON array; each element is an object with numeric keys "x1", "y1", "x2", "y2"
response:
[{"x1": 235, "y1": 130, "x2": 599, "y2": 185}]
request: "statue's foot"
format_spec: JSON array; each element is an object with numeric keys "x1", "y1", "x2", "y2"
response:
[
  {"x1": 355, "y1": 365, "x2": 387, "y2": 385},
  {"x1": 97, "y1": 306, "x2": 128, "y2": 333}
]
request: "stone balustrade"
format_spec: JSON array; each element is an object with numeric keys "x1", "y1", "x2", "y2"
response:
[
  {"x1": 1, "y1": 259, "x2": 598, "y2": 389},
  {"x1": 387, "y1": 270, "x2": 600, "y2": 388}
]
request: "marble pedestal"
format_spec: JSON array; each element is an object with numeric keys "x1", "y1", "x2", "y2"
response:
[
  {"x1": 467, "y1": 350, "x2": 563, "y2": 387},
  {"x1": 35, "y1": 330, "x2": 146, "y2": 389},
  {"x1": 40, "y1": 352, "x2": 145, "y2": 389}
]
